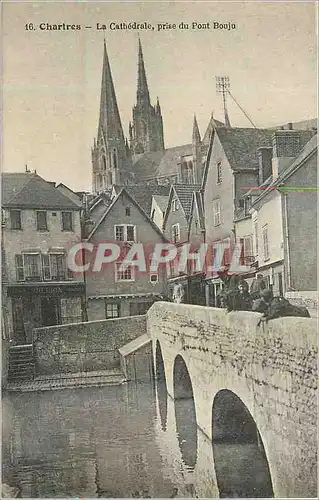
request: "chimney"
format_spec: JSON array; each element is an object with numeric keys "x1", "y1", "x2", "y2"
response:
[
  {"x1": 257, "y1": 147, "x2": 273, "y2": 184},
  {"x1": 287, "y1": 122, "x2": 293, "y2": 130},
  {"x1": 271, "y1": 130, "x2": 301, "y2": 180}
]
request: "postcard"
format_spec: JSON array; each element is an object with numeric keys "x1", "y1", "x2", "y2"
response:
[{"x1": 1, "y1": 1, "x2": 317, "y2": 499}]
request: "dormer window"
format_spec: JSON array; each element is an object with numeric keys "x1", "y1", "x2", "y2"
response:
[{"x1": 172, "y1": 199, "x2": 179, "y2": 212}]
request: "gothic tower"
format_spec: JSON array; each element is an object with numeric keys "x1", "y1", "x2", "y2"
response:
[
  {"x1": 92, "y1": 42, "x2": 131, "y2": 194},
  {"x1": 129, "y1": 39, "x2": 165, "y2": 155}
]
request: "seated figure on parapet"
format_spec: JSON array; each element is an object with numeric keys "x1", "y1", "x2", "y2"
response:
[{"x1": 253, "y1": 289, "x2": 311, "y2": 324}]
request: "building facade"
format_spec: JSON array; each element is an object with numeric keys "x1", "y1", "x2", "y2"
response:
[
  {"x1": 85, "y1": 188, "x2": 167, "y2": 320},
  {"x1": 1, "y1": 172, "x2": 85, "y2": 344}
]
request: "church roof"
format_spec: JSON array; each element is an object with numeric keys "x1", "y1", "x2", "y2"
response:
[
  {"x1": 2, "y1": 172, "x2": 80, "y2": 210},
  {"x1": 97, "y1": 42, "x2": 125, "y2": 144},
  {"x1": 132, "y1": 144, "x2": 193, "y2": 181}
]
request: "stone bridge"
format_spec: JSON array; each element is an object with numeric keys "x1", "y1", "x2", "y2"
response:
[{"x1": 147, "y1": 302, "x2": 317, "y2": 499}]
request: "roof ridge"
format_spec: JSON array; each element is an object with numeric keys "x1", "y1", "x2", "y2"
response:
[{"x1": 88, "y1": 187, "x2": 167, "y2": 241}]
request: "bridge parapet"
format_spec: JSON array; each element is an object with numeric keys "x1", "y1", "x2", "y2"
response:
[{"x1": 147, "y1": 301, "x2": 317, "y2": 498}]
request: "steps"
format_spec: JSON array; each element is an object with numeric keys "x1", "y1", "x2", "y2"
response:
[
  {"x1": 7, "y1": 344, "x2": 35, "y2": 382},
  {"x1": 5, "y1": 368, "x2": 126, "y2": 392}
]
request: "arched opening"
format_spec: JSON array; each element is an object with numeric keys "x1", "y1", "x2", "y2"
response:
[
  {"x1": 173, "y1": 355, "x2": 197, "y2": 469},
  {"x1": 107, "y1": 172, "x2": 112, "y2": 186},
  {"x1": 212, "y1": 389, "x2": 274, "y2": 498},
  {"x1": 155, "y1": 341, "x2": 167, "y2": 431}
]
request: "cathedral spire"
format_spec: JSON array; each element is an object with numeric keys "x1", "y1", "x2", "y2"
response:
[
  {"x1": 98, "y1": 40, "x2": 125, "y2": 142},
  {"x1": 137, "y1": 38, "x2": 150, "y2": 106}
]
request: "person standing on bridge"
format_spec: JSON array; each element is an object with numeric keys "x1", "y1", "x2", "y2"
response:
[{"x1": 250, "y1": 273, "x2": 266, "y2": 300}]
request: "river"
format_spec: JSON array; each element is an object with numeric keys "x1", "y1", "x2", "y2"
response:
[{"x1": 2, "y1": 380, "x2": 273, "y2": 498}]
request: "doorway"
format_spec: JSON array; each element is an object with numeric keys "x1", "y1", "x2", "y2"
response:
[{"x1": 41, "y1": 298, "x2": 60, "y2": 327}]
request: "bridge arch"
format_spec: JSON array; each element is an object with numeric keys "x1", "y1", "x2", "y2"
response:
[
  {"x1": 173, "y1": 354, "x2": 198, "y2": 469},
  {"x1": 155, "y1": 340, "x2": 168, "y2": 431},
  {"x1": 212, "y1": 389, "x2": 274, "y2": 498}
]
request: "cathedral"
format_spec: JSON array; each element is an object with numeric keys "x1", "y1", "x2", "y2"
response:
[{"x1": 91, "y1": 39, "x2": 225, "y2": 195}]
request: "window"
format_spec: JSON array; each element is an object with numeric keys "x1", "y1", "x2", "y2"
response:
[
  {"x1": 50, "y1": 254, "x2": 66, "y2": 280},
  {"x1": 10, "y1": 210, "x2": 21, "y2": 230},
  {"x1": 115, "y1": 263, "x2": 134, "y2": 281},
  {"x1": 36, "y1": 211, "x2": 47, "y2": 231},
  {"x1": 213, "y1": 199, "x2": 221, "y2": 226},
  {"x1": 112, "y1": 149, "x2": 118, "y2": 169},
  {"x1": 125, "y1": 207, "x2": 131, "y2": 216},
  {"x1": 244, "y1": 235, "x2": 253, "y2": 260},
  {"x1": 217, "y1": 161, "x2": 222, "y2": 184},
  {"x1": 172, "y1": 223, "x2": 180, "y2": 243},
  {"x1": 24, "y1": 254, "x2": 41, "y2": 280},
  {"x1": 114, "y1": 224, "x2": 136, "y2": 242},
  {"x1": 61, "y1": 297, "x2": 82, "y2": 324},
  {"x1": 62, "y1": 212, "x2": 73, "y2": 231},
  {"x1": 244, "y1": 197, "x2": 251, "y2": 216},
  {"x1": 262, "y1": 225, "x2": 269, "y2": 260},
  {"x1": 105, "y1": 302, "x2": 120, "y2": 319},
  {"x1": 42, "y1": 254, "x2": 51, "y2": 280},
  {"x1": 240, "y1": 235, "x2": 254, "y2": 264},
  {"x1": 150, "y1": 274, "x2": 158, "y2": 283},
  {"x1": 254, "y1": 222, "x2": 258, "y2": 254},
  {"x1": 172, "y1": 199, "x2": 179, "y2": 212},
  {"x1": 15, "y1": 255, "x2": 24, "y2": 281}
]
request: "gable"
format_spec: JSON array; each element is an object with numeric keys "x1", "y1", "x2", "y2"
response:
[{"x1": 88, "y1": 189, "x2": 166, "y2": 241}]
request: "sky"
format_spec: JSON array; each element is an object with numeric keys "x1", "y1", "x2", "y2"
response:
[{"x1": 2, "y1": 1, "x2": 317, "y2": 192}]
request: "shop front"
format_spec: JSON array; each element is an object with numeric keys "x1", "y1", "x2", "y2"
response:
[{"x1": 7, "y1": 282, "x2": 86, "y2": 344}]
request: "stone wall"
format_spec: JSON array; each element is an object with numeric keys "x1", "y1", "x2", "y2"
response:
[
  {"x1": 33, "y1": 315, "x2": 147, "y2": 375},
  {"x1": 147, "y1": 302, "x2": 317, "y2": 499}
]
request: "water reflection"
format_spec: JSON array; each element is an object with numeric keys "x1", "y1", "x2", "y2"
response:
[
  {"x1": 2, "y1": 383, "x2": 179, "y2": 498},
  {"x1": 155, "y1": 342, "x2": 168, "y2": 432},
  {"x1": 2, "y1": 381, "x2": 274, "y2": 498},
  {"x1": 212, "y1": 389, "x2": 274, "y2": 498},
  {"x1": 173, "y1": 355, "x2": 198, "y2": 470}
]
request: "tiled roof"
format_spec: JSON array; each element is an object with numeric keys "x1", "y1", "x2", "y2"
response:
[
  {"x1": 113, "y1": 183, "x2": 170, "y2": 215},
  {"x1": 217, "y1": 128, "x2": 316, "y2": 172},
  {"x1": 2, "y1": 173, "x2": 80, "y2": 210},
  {"x1": 217, "y1": 128, "x2": 274, "y2": 170},
  {"x1": 173, "y1": 184, "x2": 201, "y2": 219},
  {"x1": 132, "y1": 144, "x2": 193, "y2": 181}
]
